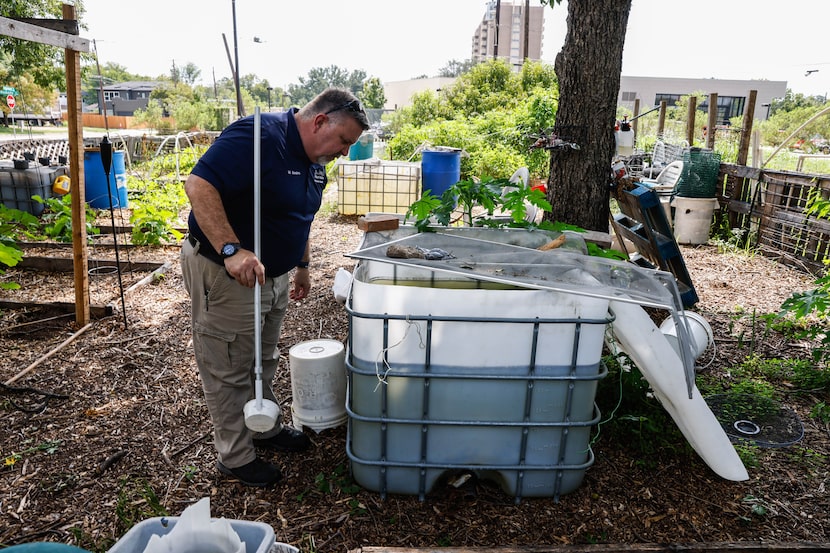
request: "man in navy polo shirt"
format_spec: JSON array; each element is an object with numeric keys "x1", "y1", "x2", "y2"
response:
[{"x1": 181, "y1": 88, "x2": 369, "y2": 487}]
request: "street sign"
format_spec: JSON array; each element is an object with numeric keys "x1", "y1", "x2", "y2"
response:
[
  {"x1": 6, "y1": 94, "x2": 14, "y2": 110},
  {"x1": 0, "y1": 86, "x2": 17, "y2": 96}
]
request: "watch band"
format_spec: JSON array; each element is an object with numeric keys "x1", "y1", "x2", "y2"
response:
[{"x1": 296, "y1": 261, "x2": 310, "y2": 269}]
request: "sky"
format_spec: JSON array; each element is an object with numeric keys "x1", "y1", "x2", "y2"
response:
[{"x1": 77, "y1": 0, "x2": 830, "y2": 99}]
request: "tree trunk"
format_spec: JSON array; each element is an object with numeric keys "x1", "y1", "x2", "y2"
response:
[{"x1": 545, "y1": 0, "x2": 633, "y2": 232}]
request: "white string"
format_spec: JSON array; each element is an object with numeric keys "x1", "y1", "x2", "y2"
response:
[
  {"x1": 695, "y1": 337, "x2": 718, "y2": 372},
  {"x1": 373, "y1": 316, "x2": 426, "y2": 391}
]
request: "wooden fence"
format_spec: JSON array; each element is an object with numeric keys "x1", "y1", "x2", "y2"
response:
[{"x1": 719, "y1": 163, "x2": 830, "y2": 275}]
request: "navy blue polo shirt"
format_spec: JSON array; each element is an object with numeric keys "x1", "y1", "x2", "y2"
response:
[{"x1": 187, "y1": 109, "x2": 327, "y2": 277}]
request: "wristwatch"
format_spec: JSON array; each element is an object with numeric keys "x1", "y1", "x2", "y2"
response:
[
  {"x1": 296, "y1": 260, "x2": 310, "y2": 269},
  {"x1": 220, "y1": 242, "x2": 241, "y2": 259}
]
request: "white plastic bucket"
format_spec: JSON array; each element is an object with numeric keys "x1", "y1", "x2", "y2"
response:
[
  {"x1": 289, "y1": 339, "x2": 347, "y2": 432},
  {"x1": 672, "y1": 196, "x2": 719, "y2": 245},
  {"x1": 659, "y1": 311, "x2": 714, "y2": 362}
]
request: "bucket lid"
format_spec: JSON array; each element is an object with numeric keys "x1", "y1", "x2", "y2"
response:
[{"x1": 289, "y1": 339, "x2": 344, "y2": 360}]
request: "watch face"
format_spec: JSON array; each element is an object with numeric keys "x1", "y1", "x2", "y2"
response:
[{"x1": 221, "y1": 243, "x2": 239, "y2": 257}]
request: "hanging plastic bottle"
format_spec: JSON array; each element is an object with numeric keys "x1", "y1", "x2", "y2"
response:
[{"x1": 615, "y1": 117, "x2": 635, "y2": 157}]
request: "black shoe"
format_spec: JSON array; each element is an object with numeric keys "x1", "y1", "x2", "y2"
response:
[
  {"x1": 217, "y1": 458, "x2": 282, "y2": 487},
  {"x1": 253, "y1": 426, "x2": 311, "y2": 452}
]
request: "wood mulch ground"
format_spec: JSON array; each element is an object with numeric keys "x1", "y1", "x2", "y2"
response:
[{"x1": 0, "y1": 202, "x2": 828, "y2": 552}]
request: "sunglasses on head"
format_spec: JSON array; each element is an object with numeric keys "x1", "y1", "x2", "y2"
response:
[{"x1": 324, "y1": 99, "x2": 365, "y2": 116}]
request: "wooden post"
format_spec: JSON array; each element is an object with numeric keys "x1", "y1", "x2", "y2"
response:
[
  {"x1": 686, "y1": 96, "x2": 697, "y2": 146},
  {"x1": 657, "y1": 100, "x2": 667, "y2": 137},
  {"x1": 736, "y1": 90, "x2": 757, "y2": 166},
  {"x1": 1, "y1": 5, "x2": 91, "y2": 325},
  {"x1": 730, "y1": 90, "x2": 758, "y2": 228},
  {"x1": 706, "y1": 92, "x2": 718, "y2": 150},
  {"x1": 63, "y1": 3, "x2": 90, "y2": 326}
]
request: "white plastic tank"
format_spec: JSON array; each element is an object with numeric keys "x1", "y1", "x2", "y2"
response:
[{"x1": 345, "y1": 228, "x2": 611, "y2": 499}]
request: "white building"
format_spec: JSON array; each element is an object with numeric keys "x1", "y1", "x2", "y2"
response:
[
  {"x1": 383, "y1": 77, "x2": 457, "y2": 111},
  {"x1": 383, "y1": 75, "x2": 788, "y2": 123},
  {"x1": 619, "y1": 76, "x2": 787, "y2": 123}
]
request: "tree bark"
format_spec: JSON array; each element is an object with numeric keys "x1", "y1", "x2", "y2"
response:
[{"x1": 545, "y1": 0, "x2": 633, "y2": 232}]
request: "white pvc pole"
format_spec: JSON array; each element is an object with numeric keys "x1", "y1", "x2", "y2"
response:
[{"x1": 253, "y1": 106, "x2": 263, "y2": 409}]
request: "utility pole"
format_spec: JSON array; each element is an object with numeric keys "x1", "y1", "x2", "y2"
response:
[
  {"x1": 231, "y1": 0, "x2": 244, "y2": 117},
  {"x1": 493, "y1": 0, "x2": 501, "y2": 60}
]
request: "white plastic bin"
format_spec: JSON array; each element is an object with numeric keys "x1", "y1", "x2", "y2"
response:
[{"x1": 107, "y1": 517, "x2": 280, "y2": 553}]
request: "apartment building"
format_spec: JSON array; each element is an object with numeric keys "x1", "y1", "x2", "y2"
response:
[{"x1": 471, "y1": 0, "x2": 545, "y2": 71}]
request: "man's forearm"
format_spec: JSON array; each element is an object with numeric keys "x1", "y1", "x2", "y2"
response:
[{"x1": 185, "y1": 174, "x2": 238, "y2": 254}]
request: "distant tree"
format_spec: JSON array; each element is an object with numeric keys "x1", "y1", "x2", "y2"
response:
[
  {"x1": 443, "y1": 59, "x2": 521, "y2": 115},
  {"x1": 170, "y1": 61, "x2": 201, "y2": 86},
  {"x1": 759, "y1": 104, "x2": 830, "y2": 148},
  {"x1": 387, "y1": 62, "x2": 558, "y2": 180},
  {"x1": 288, "y1": 65, "x2": 367, "y2": 106},
  {"x1": 388, "y1": 89, "x2": 453, "y2": 132},
  {"x1": 770, "y1": 89, "x2": 825, "y2": 116},
  {"x1": 0, "y1": 1, "x2": 81, "y2": 91},
  {"x1": 0, "y1": 71, "x2": 56, "y2": 122},
  {"x1": 360, "y1": 77, "x2": 386, "y2": 109},
  {"x1": 238, "y1": 74, "x2": 284, "y2": 111},
  {"x1": 518, "y1": 59, "x2": 558, "y2": 93},
  {"x1": 439, "y1": 59, "x2": 476, "y2": 78},
  {"x1": 100, "y1": 62, "x2": 146, "y2": 83},
  {"x1": 132, "y1": 100, "x2": 166, "y2": 132}
]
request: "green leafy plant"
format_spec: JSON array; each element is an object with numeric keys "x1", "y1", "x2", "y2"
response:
[
  {"x1": 594, "y1": 353, "x2": 689, "y2": 467},
  {"x1": 37, "y1": 194, "x2": 100, "y2": 243},
  {"x1": 407, "y1": 177, "x2": 511, "y2": 229},
  {"x1": 774, "y1": 275, "x2": 829, "y2": 375},
  {"x1": 811, "y1": 401, "x2": 830, "y2": 424},
  {"x1": 0, "y1": 205, "x2": 39, "y2": 289},
  {"x1": 181, "y1": 464, "x2": 198, "y2": 482},
  {"x1": 298, "y1": 463, "x2": 361, "y2": 502},
  {"x1": 130, "y1": 203, "x2": 184, "y2": 246},
  {"x1": 3, "y1": 439, "x2": 62, "y2": 469},
  {"x1": 404, "y1": 176, "x2": 626, "y2": 259},
  {"x1": 733, "y1": 443, "x2": 760, "y2": 469},
  {"x1": 115, "y1": 477, "x2": 167, "y2": 531},
  {"x1": 742, "y1": 494, "x2": 771, "y2": 517}
]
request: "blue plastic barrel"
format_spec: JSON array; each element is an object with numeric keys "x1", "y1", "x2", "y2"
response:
[
  {"x1": 84, "y1": 149, "x2": 128, "y2": 209},
  {"x1": 421, "y1": 149, "x2": 461, "y2": 198},
  {"x1": 348, "y1": 133, "x2": 374, "y2": 160}
]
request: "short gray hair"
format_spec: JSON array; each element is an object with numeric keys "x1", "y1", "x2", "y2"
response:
[{"x1": 299, "y1": 88, "x2": 370, "y2": 131}]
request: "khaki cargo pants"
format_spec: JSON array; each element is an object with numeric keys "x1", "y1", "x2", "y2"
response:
[{"x1": 180, "y1": 237, "x2": 288, "y2": 468}]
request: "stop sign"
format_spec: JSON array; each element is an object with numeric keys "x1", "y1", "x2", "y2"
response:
[{"x1": 6, "y1": 95, "x2": 14, "y2": 109}]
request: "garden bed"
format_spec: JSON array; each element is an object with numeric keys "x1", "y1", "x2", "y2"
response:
[{"x1": 0, "y1": 211, "x2": 827, "y2": 552}]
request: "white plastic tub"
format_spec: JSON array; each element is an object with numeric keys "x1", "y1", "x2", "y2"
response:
[{"x1": 107, "y1": 517, "x2": 282, "y2": 553}]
